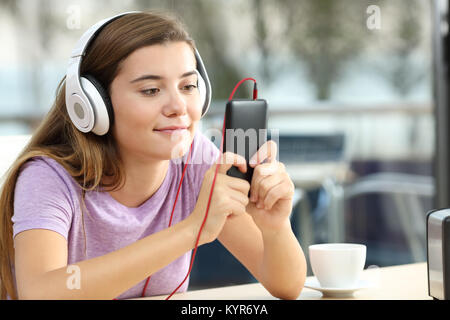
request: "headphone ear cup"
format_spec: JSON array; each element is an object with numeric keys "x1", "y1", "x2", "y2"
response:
[
  {"x1": 196, "y1": 72, "x2": 207, "y2": 117},
  {"x1": 194, "y1": 49, "x2": 211, "y2": 118},
  {"x1": 80, "y1": 75, "x2": 114, "y2": 135}
]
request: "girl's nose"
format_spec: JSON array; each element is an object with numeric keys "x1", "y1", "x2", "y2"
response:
[{"x1": 163, "y1": 89, "x2": 187, "y2": 116}]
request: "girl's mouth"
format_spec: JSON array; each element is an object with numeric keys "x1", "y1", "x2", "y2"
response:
[{"x1": 154, "y1": 128, "x2": 188, "y2": 135}]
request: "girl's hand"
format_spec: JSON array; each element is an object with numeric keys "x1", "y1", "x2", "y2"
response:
[
  {"x1": 189, "y1": 152, "x2": 251, "y2": 245},
  {"x1": 246, "y1": 140, "x2": 295, "y2": 236}
]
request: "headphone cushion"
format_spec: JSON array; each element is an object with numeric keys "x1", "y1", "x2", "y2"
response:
[
  {"x1": 82, "y1": 74, "x2": 114, "y2": 126},
  {"x1": 196, "y1": 71, "x2": 207, "y2": 116},
  {"x1": 194, "y1": 49, "x2": 211, "y2": 118}
]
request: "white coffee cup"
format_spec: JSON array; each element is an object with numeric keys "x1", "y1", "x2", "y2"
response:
[{"x1": 308, "y1": 243, "x2": 366, "y2": 288}]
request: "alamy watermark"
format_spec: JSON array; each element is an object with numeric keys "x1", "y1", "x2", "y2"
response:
[
  {"x1": 66, "y1": 5, "x2": 81, "y2": 30},
  {"x1": 366, "y1": 5, "x2": 381, "y2": 30},
  {"x1": 66, "y1": 265, "x2": 81, "y2": 290},
  {"x1": 169, "y1": 128, "x2": 280, "y2": 166}
]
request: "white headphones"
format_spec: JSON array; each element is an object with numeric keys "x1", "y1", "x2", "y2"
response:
[{"x1": 65, "y1": 11, "x2": 212, "y2": 136}]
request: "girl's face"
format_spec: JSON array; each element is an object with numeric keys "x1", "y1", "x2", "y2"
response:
[{"x1": 109, "y1": 41, "x2": 202, "y2": 161}]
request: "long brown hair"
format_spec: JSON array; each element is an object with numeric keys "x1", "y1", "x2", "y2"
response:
[{"x1": 0, "y1": 10, "x2": 196, "y2": 300}]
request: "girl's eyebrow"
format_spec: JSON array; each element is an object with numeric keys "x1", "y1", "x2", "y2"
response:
[{"x1": 130, "y1": 70, "x2": 197, "y2": 83}]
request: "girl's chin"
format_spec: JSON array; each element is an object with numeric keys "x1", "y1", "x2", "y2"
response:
[
  {"x1": 158, "y1": 142, "x2": 192, "y2": 159},
  {"x1": 151, "y1": 129, "x2": 193, "y2": 158}
]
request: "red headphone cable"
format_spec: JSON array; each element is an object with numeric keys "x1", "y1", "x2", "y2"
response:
[{"x1": 140, "y1": 141, "x2": 194, "y2": 297}]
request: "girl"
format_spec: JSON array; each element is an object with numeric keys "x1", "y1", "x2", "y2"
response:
[{"x1": 0, "y1": 10, "x2": 306, "y2": 300}]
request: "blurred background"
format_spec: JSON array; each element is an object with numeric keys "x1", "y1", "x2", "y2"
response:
[{"x1": 0, "y1": 0, "x2": 436, "y2": 290}]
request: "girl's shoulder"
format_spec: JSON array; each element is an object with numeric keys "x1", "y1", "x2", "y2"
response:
[
  {"x1": 13, "y1": 155, "x2": 79, "y2": 240},
  {"x1": 17, "y1": 155, "x2": 81, "y2": 199}
]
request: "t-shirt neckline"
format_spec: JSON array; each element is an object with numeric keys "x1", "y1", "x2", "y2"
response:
[{"x1": 99, "y1": 161, "x2": 173, "y2": 211}]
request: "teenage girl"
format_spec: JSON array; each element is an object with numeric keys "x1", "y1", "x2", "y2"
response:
[{"x1": 0, "y1": 11, "x2": 306, "y2": 300}]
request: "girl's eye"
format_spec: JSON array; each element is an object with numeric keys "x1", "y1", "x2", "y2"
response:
[
  {"x1": 141, "y1": 88, "x2": 160, "y2": 96},
  {"x1": 183, "y1": 84, "x2": 197, "y2": 92}
]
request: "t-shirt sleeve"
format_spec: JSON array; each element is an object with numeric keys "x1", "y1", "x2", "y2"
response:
[
  {"x1": 189, "y1": 131, "x2": 221, "y2": 200},
  {"x1": 12, "y1": 158, "x2": 74, "y2": 240}
]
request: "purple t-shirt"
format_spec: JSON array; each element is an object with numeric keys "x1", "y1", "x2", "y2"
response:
[{"x1": 12, "y1": 130, "x2": 220, "y2": 299}]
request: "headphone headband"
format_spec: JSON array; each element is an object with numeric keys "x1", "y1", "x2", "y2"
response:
[{"x1": 65, "y1": 11, "x2": 211, "y2": 136}]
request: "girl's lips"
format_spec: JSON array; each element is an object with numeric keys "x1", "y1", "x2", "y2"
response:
[{"x1": 154, "y1": 128, "x2": 188, "y2": 135}]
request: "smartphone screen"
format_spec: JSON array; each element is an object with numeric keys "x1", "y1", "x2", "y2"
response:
[{"x1": 223, "y1": 99, "x2": 268, "y2": 185}]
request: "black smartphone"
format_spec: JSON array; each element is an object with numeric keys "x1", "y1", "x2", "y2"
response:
[{"x1": 223, "y1": 99, "x2": 268, "y2": 185}]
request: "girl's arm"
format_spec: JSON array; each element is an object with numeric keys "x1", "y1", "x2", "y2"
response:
[
  {"x1": 218, "y1": 211, "x2": 306, "y2": 300},
  {"x1": 14, "y1": 152, "x2": 253, "y2": 300},
  {"x1": 14, "y1": 216, "x2": 196, "y2": 300},
  {"x1": 219, "y1": 140, "x2": 307, "y2": 300}
]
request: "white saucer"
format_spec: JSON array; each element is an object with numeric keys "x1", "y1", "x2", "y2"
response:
[{"x1": 304, "y1": 277, "x2": 372, "y2": 298}]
